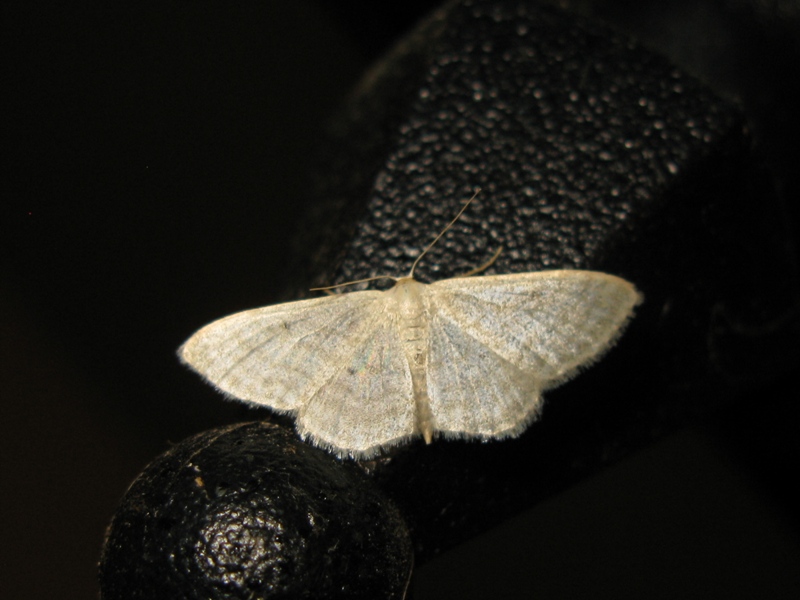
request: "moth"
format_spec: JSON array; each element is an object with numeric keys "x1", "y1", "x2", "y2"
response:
[{"x1": 180, "y1": 195, "x2": 642, "y2": 459}]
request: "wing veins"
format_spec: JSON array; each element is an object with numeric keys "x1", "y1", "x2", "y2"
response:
[
  {"x1": 432, "y1": 291, "x2": 564, "y2": 372},
  {"x1": 430, "y1": 314, "x2": 539, "y2": 435},
  {"x1": 216, "y1": 304, "x2": 372, "y2": 385},
  {"x1": 303, "y1": 306, "x2": 393, "y2": 415}
]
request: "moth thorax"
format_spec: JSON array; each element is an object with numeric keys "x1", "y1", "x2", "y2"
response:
[{"x1": 390, "y1": 278, "x2": 429, "y2": 367}]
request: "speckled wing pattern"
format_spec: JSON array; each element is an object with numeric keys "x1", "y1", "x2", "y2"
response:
[
  {"x1": 180, "y1": 291, "x2": 416, "y2": 456},
  {"x1": 425, "y1": 271, "x2": 640, "y2": 439},
  {"x1": 294, "y1": 307, "x2": 416, "y2": 456}
]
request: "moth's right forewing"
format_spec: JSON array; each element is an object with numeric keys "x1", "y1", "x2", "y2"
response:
[
  {"x1": 425, "y1": 307, "x2": 544, "y2": 439},
  {"x1": 179, "y1": 291, "x2": 385, "y2": 411},
  {"x1": 428, "y1": 271, "x2": 641, "y2": 386}
]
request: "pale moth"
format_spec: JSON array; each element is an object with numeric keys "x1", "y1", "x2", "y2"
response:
[{"x1": 179, "y1": 194, "x2": 642, "y2": 459}]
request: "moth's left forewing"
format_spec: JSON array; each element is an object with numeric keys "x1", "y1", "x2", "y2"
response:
[
  {"x1": 428, "y1": 270, "x2": 641, "y2": 387},
  {"x1": 296, "y1": 295, "x2": 417, "y2": 459},
  {"x1": 178, "y1": 292, "x2": 387, "y2": 411}
]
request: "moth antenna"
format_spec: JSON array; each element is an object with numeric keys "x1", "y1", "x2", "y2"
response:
[
  {"x1": 456, "y1": 245, "x2": 503, "y2": 278},
  {"x1": 408, "y1": 188, "x2": 481, "y2": 278},
  {"x1": 310, "y1": 275, "x2": 398, "y2": 293}
]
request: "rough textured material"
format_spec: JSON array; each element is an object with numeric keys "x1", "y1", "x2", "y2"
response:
[
  {"x1": 298, "y1": 0, "x2": 741, "y2": 292},
  {"x1": 294, "y1": 0, "x2": 795, "y2": 558},
  {"x1": 101, "y1": 0, "x2": 797, "y2": 595},
  {"x1": 99, "y1": 422, "x2": 412, "y2": 599}
]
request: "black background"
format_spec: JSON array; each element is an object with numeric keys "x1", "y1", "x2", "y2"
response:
[{"x1": 3, "y1": 1, "x2": 799, "y2": 598}]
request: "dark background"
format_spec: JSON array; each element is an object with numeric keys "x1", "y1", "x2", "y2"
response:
[{"x1": 3, "y1": 1, "x2": 799, "y2": 598}]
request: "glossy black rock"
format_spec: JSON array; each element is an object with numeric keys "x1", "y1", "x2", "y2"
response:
[{"x1": 99, "y1": 422, "x2": 412, "y2": 600}]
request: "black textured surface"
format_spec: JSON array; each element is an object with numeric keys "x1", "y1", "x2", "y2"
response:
[
  {"x1": 99, "y1": 422, "x2": 412, "y2": 599},
  {"x1": 298, "y1": 0, "x2": 742, "y2": 289},
  {"x1": 5, "y1": 0, "x2": 799, "y2": 598},
  {"x1": 294, "y1": 0, "x2": 797, "y2": 559},
  {"x1": 99, "y1": 0, "x2": 798, "y2": 593}
]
